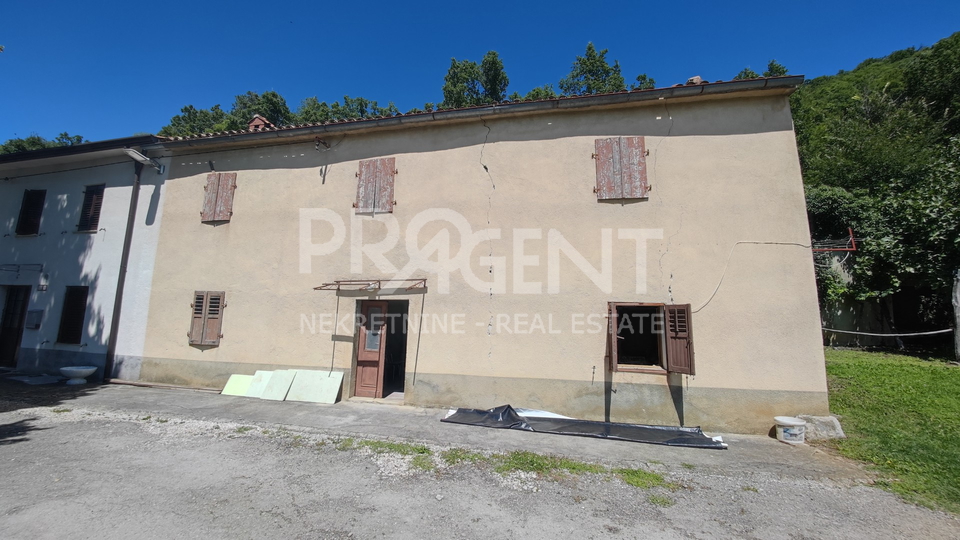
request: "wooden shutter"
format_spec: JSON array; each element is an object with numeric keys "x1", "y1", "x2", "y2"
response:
[
  {"x1": 595, "y1": 139, "x2": 622, "y2": 200},
  {"x1": 356, "y1": 160, "x2": 378, "y2": 213},
  {"x1": 620, "y1": 137, "x2": 649, "y2": 199},
  {"x1": 57, "y1": 286, "x2": 88, "y2": 344},
  {"x1": 201, "y1": 173, "x2": 220, "y2": 222},
  {"x1": 201, "y1": 292, "x2": 225, "y2": 346},
  {"x1": 607, "y1": 302, "x2": 619, "y2": 372},
  {"x1": 77, "y1": 184, "x2": 105, "y2": 231},
  {"x1": 16, "y1": 189, "x2": 46, "y2": 235},
  {"x1": 214, "y1": 173, "x2": 237, "y2": 221},
  {"x1": 189, "y1": 292, "x2": 206, "y2": 345},
  {"x1": 664, "y1": 304, "x2": 695, "y2": 375},
  {"x1": 375, "y1": 157, "x2": 396, "y2": 213},
  {"x1": 594, "y1": 137, "x2": 648, "y2": 200}
]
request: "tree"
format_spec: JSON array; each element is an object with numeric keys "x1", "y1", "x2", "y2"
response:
[
  {"x1": 479, "y1": 51, "x2": 509, "y2": 103},
  {"x1": 224, "y1": 91, "x2": 293, "y2": 130},
  {"x1": 509, "y1": 84, "x2": 558, "y2": 101},
  {"x1": 295, "y1": 97, "x2": 332, "y2": 124},
  {"x1": 631, "y1": 74, "x2": 656, "y2": 90},
  {"x1": 158, "y1": 105, "x2": 228, "y2": 137},
  {"x1": 441, "y1": 58, "x2": 483, "y2": 108},
  {"x1": 763, "y1": 59, "x2": 788, "y2": 77},
  {"x1": 903, "y1": 31, "x2": 960, "y2": 136},
  {"x1": 1, "y1": 132, "x2": 86, "y2": 154},
  {"x1": 734, "y1": 67, "x2": 760, "y2": 80},
  {"x1": 558, "y1": 43, "x2": 626, "y2": 95}
]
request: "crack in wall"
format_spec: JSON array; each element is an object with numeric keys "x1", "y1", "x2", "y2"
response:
[
  {"x1": 652, "y1": 99, "x2": 678, "y2": 303},
  {"x1": 479, "y1": 117, "x2": 496, "y2": 355}
]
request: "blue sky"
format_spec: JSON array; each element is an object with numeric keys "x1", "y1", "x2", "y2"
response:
[{"x1": 2, "y1": 1, "x2": 959, "y2": 143}]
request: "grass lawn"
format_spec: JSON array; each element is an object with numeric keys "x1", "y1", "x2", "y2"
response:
[{"x1": 825, "y1": 348, "x2": 960, "y2": 512}]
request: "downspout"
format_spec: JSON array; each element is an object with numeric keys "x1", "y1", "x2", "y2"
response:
[{"x1": 103, "y1": 161, "x2": 144, "y2": 380}]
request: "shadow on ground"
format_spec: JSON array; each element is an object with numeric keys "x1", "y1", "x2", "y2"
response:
[{"x1": 0, "y1": 376, "x2": 104, "y2": 445}]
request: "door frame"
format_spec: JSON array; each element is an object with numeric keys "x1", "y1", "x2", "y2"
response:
[
  {"x1": 0, "y1": 285, "x2": 32, "y2": 369},
  {"x1": 354, "y1": 300, "x2": 389, "y2": 398}
]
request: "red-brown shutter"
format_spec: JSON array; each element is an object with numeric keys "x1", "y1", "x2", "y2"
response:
[
  {"x1": 201, "y1": 173, "x2": 220, "y2": 222},
  {"x1": 607, "y1": 302, "x2": 620, "y2": 372},
  {"x1": 375, "y1": 157, "x2": 396, "y2": 213},
  {"x1": 594, "y1": 138, "x2": 622, "y2": 200},
  {"x1": 664, "y1": 304, "x2": 695, "y2": 375},
  {"x1": 201, "y1": 292, "x2": 225, "y2": 346},
  {"x1": 189, "y1": 292, "x2": 206, "y2": 345},
  {"x1": 356, "y1": 160, "x2": 378, "y2": 213},
  {"x1": 620, "y1": 137, "x2": 649, "y2": 199},
  {"x1": 16, "y1": 189, "x2": 46, "y2": 235},
  {"x1": 77, "y1": 184, "x2": 105, "y2": 231},
  {"x1": 57, "y1": 286, "x2": 88, "y2": 344},
  {"x1": 215, "y1": 172, "x2": 237, "y2": 221}
]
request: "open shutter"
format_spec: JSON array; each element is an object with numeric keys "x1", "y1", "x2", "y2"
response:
[
  {"x1": 375, "y1": 157, "x2": 396, "y2": 213},
  {"x1": 355, "y1": 160, "x2": 378, "y2": 213},
  {"x1": 189, "y1": 292, "x2": 206, "y2": 345},
  {"x1": 620, "y1": 137, "x2": 649, "y2": 199},
  {"x1": 77, "y1": 184, "x2": 105, "y2": 231},
  {"x1": 57, "y1": 286, "x2": 88, "y2": 344},
  {"x1": 607, "y1": 302, "x2": 619, "y2": 372},
  {"x1": 201, "y1": 291, "x2": 225, "y2": 346},
  {"x1": 594, "y1": 138, "x2": 622, "y2": 200},
  {"x1": 16, "y1": 189, "x2": 46, "y2": 235},
  {"x1": 664, "y1": 304, "x2": 695, "y2": 375},
  {"x1": 201, "y1": 173, "x2": 220, "y2": 222},
  {"x1": 215, "y1": 173, "x2": 237, "y2": 221}
]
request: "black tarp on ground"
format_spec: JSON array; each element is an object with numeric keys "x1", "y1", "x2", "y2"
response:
[{"x1": 441, "y1": 404, "x2": 727, "y2": 449}]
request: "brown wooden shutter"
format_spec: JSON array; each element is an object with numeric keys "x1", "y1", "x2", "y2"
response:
[
  {"x1": 620, "y1": 137, "x2": 649, "y2": 199},
  {"x1": 594, "y1": 139, "x2": 622, "y2": 200},
  {"x1": 356, "y1": 160, "x2": 378, "y2": 213},
  {"x1": 607, "y1": 302, "x2": 619, "y2": 372},
  {"x1": 189, "y1": 292, "x2": 206, "y2": 345},
  {"x1": 375, "y1": 157, "x2": 396, "y2": 213},
  {"x1": 201, "y1": 292, "x2": 225, "y2": 346},
  {"x1": 16, "y1": 189, "x2": 46, "y2": 235},
  {"x1": 664, "y1": 304, "x2": 695, "y2": 375},
  {"x1": 201, "y1": 173, "x2": 220, "y2": 222},
  {"x1": 214, "y1": 173, "x2": 237, "y2": 221},
  {"x1": 77, "y1": 184, "x2": 105, "y2": 231},
  {"x1": 57, "y1": 286, "x2": 88, "y2": 344}
]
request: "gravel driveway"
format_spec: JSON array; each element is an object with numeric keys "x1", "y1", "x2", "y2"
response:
[{"x1": 1, "y1": 400, "x2": 958, "y2": 539}]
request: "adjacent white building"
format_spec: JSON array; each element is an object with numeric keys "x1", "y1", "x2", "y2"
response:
[{"x1": 0, "y1": 137, "x2": 167, "y2": 380}]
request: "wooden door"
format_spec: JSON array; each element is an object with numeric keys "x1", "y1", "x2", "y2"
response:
[
  {"x1": 0, "y1": 286, "x2": 31, "y2": 368},
  {"x1": 354, "y1": 301, "x2": 388, "y2": 398}
]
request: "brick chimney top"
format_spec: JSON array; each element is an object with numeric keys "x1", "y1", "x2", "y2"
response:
[{"x1": 248, "y1": 114, "x2": 275, "y2": 131}]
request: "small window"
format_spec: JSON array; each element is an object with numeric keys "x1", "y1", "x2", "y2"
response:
[
  {"x1": 594, "y1": 137, "x2": 648, "y2": 200},
  {"x1": 355, "y1": 157, "x2": 396, "y2": 214},
  {"x1": 189, "y1": 291, "x2": 226, "y2": 346},
  {"x1": 16, "y1": 189, "x2": 46, "y2": 235},
  {"x1": 77, "y1": 184, "x2": 105, "y2": 232},
  {"x1": 201, "y1": 173, "x2": 237, "y2": 222},
  {"x1": 57, "y1": 286, "x2": 88, "y2": 344},
  {"x1": 609, "y1": 302, "x2": 694, "y2": 374}
]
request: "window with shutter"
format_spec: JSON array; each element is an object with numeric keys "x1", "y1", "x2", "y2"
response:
[
  {"x1": 355, "y1": 157, "x2": 396, "y2": 214},
  {"x1": 77, "y1": 184, "x2": 105, "y2": 232},
  {"x1": 57, "y1": 286, "x2": 88, "y2": 344},
  {"x1": 15, "y1": 190, "x2": 46, "y2": 235},
  {"x1": 188, "y1": 291, "x2": 226, "y2": 346},
  {"x1": 594, "y1": 137, "x2": 648, "y2": 200},
  {"x1": 664, "y1": 304, "x2": 695, "y2": 375},
  {"x1": 201, "y1": 173, "x2": 238, "y2": 223},
  {"x1": 607, "y1": 302, "x2": 694, "y2": 374}
]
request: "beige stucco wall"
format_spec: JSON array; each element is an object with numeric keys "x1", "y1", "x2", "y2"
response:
[{"x1": 139, "y1": 93, "x2": 829, "y2": 432}]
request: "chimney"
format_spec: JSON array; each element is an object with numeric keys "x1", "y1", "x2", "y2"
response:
[{"x1": 248, "y1": 114, "x2": 275, "y2": 132}]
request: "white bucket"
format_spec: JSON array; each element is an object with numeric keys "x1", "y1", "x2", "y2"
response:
[{"x1": 774, "y1": 416, "x2": 806, "y2": 444}]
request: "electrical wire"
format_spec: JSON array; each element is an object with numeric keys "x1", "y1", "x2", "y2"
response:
[
  {"x1": 692, "y1": 240, "x2": 812, "y2": 313},
  {"x1": 822, "y1": 328, "x2": 954, "y2": 337}
]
